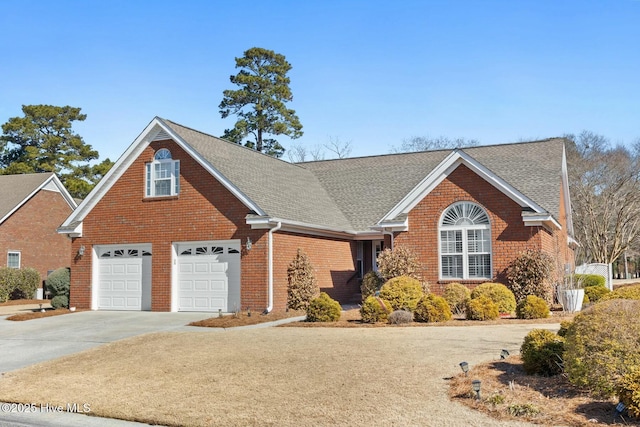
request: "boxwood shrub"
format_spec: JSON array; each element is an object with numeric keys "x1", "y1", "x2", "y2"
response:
[
  {"x1": 465, "y1": 296, "x2": 499, "y2": 320},
  {"x1": 563, "y1": 299, "x2": 640, "y2": 398},
  {"x1": 306, "y1": 292, "x2": 341, "y2": 322},
  {"x1": 378, "y1": 275, "x2": 424, "y2": 312},
  {"x1": 414, "y1": 294, "x2": 452, "y2": 323},
  {"x1": 360, "y1": 296, "x2": 392, "y2": 323},
  {"x1": 516, "y1": 295, "x2": 550, "y2": 319},
  {"x1": 470, "y1": 282, "x2": 516, "y2": 314},
  {"x1": 520, "y1": 329, "x2": 564, "y2": 376}
]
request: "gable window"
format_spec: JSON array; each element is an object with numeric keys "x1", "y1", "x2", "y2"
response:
[
  {"x1": 439, "y1": 202, "x2": 491, "y2": 280},
  {"x1": 146, "y1": 148, "x2": 180, "y2": 197},
  {"x1": 7, "y1": 251, "x2": 20, "y2": 269}
]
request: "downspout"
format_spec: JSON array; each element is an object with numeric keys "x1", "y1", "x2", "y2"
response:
[
  {"x1": 383, "y1": 229, "x2": 395, "y2": 249},
  {"x1": 266, "y1": 221, "x2": 282, "y2": 313}
]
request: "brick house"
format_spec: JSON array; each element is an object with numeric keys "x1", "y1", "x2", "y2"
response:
[
  {"x1": 58, "y1": 117, "x2": 575, "y2": 312},
  {"x1": 0, "y1": 173, "x2": 77, "y2": 292}
]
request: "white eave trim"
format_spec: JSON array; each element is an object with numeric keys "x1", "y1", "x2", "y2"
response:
[
  {"x1": 1, "y1": 173, "x2": 77, "y2": 225},
  {"x1": 371, "y1": 217, "x2": 409, "y2": 232},
  {"x1": 246, "y1": 215, "x2": 383, "y2": 240},
  {"x1": 522, "y1": 213, "x2": 562, "y2": 230},
  {"x1": 57, "y1": 222, "x2": 83, "y2": 238},
  {"x1": 59, "y1": 117, "x2": 266, "y2": 232},
  {"x1": 381, "y1": 150, "x2": 548, "y2": 222}
]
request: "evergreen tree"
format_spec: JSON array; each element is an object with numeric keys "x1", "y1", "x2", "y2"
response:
[
  {"x1": 0, "y1": 105, "x2": 113, "y2": 199},
  {"x1": 219, "y1": 47, "x2": 303, "y2": 157}
]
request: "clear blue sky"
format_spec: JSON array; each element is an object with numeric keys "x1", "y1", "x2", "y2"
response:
[{"x1": 1, "y1": 0, "x2": 638, "y2": 162}]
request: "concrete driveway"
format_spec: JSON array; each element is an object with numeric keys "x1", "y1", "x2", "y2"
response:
[{"x1": 0, "y1": 310, "x2": 213, "y2": 373}]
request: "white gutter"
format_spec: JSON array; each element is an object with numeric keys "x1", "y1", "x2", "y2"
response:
[{"x1": 266, "y1": 221, "x2": 282, "y2": 313}]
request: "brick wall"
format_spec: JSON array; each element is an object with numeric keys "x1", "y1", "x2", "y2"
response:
[
  {"x1": 272, "y1": 232, "x2": 357, "y2": 310},
  {"x1": 70, "y1": 139, "x2": 268, "y2": 311},
  {"x1": 394, "y1": 164, "x2": 568, "y2": 294},
  {"x1": 0, "y1": 189, "x2": 73, "y2": 286}
]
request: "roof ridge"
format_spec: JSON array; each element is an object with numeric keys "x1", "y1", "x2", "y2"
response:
[{"x1": 297, "y1": 137, "x2": 566, "y2": 165}]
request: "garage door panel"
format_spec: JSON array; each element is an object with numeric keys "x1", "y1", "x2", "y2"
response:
[
  {"x1": 194, "y1": 280, "x2": 209, "y2": 291},
  {"x1": 176, "y1": 241, "x2": 240, "y2": 312},
  {"x1": 97, "y1": 256, "x2": 143, "y2": 311},
  {"x1": 211, "y1": 279, "x2": 226, "y2": 291},
  {"x1": 180, "y1": 265, "x2": 193, "y2": 274},
  {"x1": 126, "y1": 264, "x2": 140, "y2": 274},
  {"x1": 211, "y1": 263, "x2": 226, "y2": 273},
  {"x1": 194, "y1": 262, "x2": 209, "y2": 273}
]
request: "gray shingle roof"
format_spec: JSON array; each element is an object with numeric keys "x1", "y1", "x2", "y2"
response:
[
  {"x1": 462, "y1": 139, "x2": 564, "y2": 220},
  {"x1": 163, "y1": 121, "x2": 354, "y2": 231},
  {"x1": 162, "y1": 119, "x2": 565, "y2": 233},
  {"x1": 0, "y1": 173, "x2": 54, "y2": 222},
  {"x1": 302, "y1": 138, "x2": 565, "y2": 230}
]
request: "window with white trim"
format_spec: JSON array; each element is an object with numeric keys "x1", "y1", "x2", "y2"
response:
[
  {"x1": 439, "y1": 202, "x2": 491, "y2": 280},
  {"x1": 146, "y1": 148, "x2": 180, "y2": 197},
  {"x1": 7, "y1": 251, "x2": 20, "y2": 269}
]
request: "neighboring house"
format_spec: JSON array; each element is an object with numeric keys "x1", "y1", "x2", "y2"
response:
[
  {"x1": 0, "y1": 173, "x2": 77, "y2": 290},
  {"x1": 58, "y1": 117, "x2": 575, "y2": 312}
]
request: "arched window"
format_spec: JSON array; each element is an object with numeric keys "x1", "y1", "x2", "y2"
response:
[
  {"x1": 146, "y1": 148, "x2": 180, "y2": 197},
  {"x1": 439, "y1": 202, "x2": 491, "y2": 280}
]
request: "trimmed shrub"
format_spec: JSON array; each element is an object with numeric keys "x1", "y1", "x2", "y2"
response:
[
  {"x1": 506, "y1": 249, "x2": 554, "y2": 303},
  {"x1": 46, "y1": 267, "x2": 70, "y2": 296},
  {"x1": 557, "y1": 320, "x2": 572, "y2": 337},
  {"x1": 360, "y1": 270, "x2": 384, "y2": 301},
  {"x1": 51, "y1": 295, "x2": 69, "y2": 310},
  {"x1": 378, "y1": 275, "x2": 424, "y2": 312},
  {"x1": 306, "y1": 292, "x2": 341, "y2": 322},
  {"x1": 618, "y1": 366, "x2": 640, "y2": 418},
  {"x1": 516, "y1": 295, "x2": 550, "y2": 319},
  {"x1": 11, "y1": 268, "x2": 40, "y2": 300},
  {"x1": 572, "y1": 274, "x2": 605, "y2": 288},
  {"x1": 360, "y1": 296, "x2": 392, "y2": 323},
  {"x1": 0, "y1": 268, "x2": 21, "y2": 303},
  {"x1": 564, "y1": 299, "x2": 640, "y2": 397},
  {"x1": 388, "y1": 310, "x2": 413, "y2": 325},
  {"x1": 287, "y1": 249, "x2": 319, "y2": 311},
  {"x1": 584, "y1": 285, "x2": 610, "y2": 304},
  {"x1": 376, "y1": 245, "x2": 421, "y2": 282},
  {"x1": 465, "y1": 296, "x2": 499, "y2": 320},
  {"x1": 600, "y1": 284, "x2": 640, "y2": 301},
  {"x1": 520, "y1": 329, "x2": 565, "y2": 376},
  {"x1": 470, "y1": 282, "x2": 516, "y2": 314},
  {"x1": 414, "y1": 294, "x2": 452, "y2": 323},
  {"x1": 442, "y1": 283, "x2": 470, "y2": 315}
]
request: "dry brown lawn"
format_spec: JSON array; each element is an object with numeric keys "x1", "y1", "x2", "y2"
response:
[{"x1": 0, "y1": 325, "x2": 547, "y2": 427}]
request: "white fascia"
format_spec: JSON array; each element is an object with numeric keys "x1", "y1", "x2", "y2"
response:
[
  {"x1": 246, "y1": 216, "x2": 356, "y2": 239},
  {"x1": 521, "y1": 213, "x2": 562, "y2": 230},
  {"x1": 56, "y1": 222, "x2": 82, "y2": 238},
  {"x1": 370, "y1": 217, "x2": 409, "y2": 232},
  {"x1": 381, "y1": 150, "x2": 549, "y2": 223},
  {"x1": 58, "y1": 117, "x2": 266, "y2": 236},
  {"x1": 245, "y1": 215, "x2": 384, "y2": 240}
]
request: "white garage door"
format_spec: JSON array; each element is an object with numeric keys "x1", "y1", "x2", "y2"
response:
[
  {"x1": 177, "y1": 241, "x2": 240, "y2": 312},
  {"x1": 97, "y1": 246, "x2": 152, "y2": 311}
]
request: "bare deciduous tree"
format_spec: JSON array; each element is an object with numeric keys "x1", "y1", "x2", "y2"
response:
[
  {"x1": 324, "y1": 136, "x2": 352, "y2": 159},
  {"x1": 391, "y1": 136, "x2": 480, "y2": 153},
  {"x1": 566, "y1": 131, "x2": 640, "y2": 264}
]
